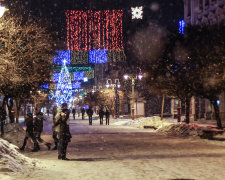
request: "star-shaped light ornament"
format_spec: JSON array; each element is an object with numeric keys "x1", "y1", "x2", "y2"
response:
[{"x1": 131, "y1": 6, "x2": 143, "y2": 19}]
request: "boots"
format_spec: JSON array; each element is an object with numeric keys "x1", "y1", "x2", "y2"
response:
[
  {"x1": 52, "y1": 142, "x2": 57, "y2": 150},
  {"x1": 46, "y1": 143, "x2": 51, "y2": 150}
]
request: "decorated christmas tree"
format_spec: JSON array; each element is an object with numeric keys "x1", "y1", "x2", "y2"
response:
[{"x1": 52, "y1": 59, "x2": 73, "y2": 107}]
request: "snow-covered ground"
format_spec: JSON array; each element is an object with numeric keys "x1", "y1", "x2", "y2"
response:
[{"x1": 1, "y1": 115, "x2": 225, "y2": 180}]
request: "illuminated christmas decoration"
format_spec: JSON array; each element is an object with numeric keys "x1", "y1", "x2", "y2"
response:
[
  {"x1": 51, "y1": 60, "x2": 73, "y2": 107},
  {"x1": 73, "y1": 71, "x2": 84, "y2": 81},
  {"x1": 53, "y1": 73, "x2": 60, "y2": 82},
  {"x1": 89, "y1": 49, "x2": 107, "y2": 64},
  {"x1": 83, "y1": 77, "x2": 88, "y2": 82},
  {"x1": 131, "y1": 6, "x2": 143, "y2": 20},
  {"x1": 52, "y1": 66, "x2": 93, "y2": 73},
  {"x1": 72, "y1": 81, "x2": 81, "y2": 89},
  {"x1": 66, "y1": 10, "x2": 123, "y2": 51},
  {"x1": 40, "y1": 83, "x2": 48, "y2": 89},
  {"x1": 71, "y1": 50, "x2": 89, "y2": 64},
  {"x1": 107, "y1": 50, "x2": 126, "y2": 62},
  {"x1": 179, "y1": 20, "x2": 185, "y2": 34},
  {"x1": 53, "y1": 50, "x2": 71, "y2": 65},
  {"x1": 84, "y1": 70, "x2": 95, "y2": 79}
]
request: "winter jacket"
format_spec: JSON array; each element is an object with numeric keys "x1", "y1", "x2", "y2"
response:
[
  {"x1": 87, "y1": 108, "x2": 93, "y2": 117},
  {"x1": 33, "y1": 117, "x2": 43, "y2": 133},
  {"x1": 25, "y1": 116, "x2": 34, "y2": 133}
]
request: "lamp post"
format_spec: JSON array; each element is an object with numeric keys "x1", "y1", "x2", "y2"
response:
[
  {"x1": 124, "y1": 74, "x2": 143, "y2": 120},
  {"x1": 106, "y1": 79, "x2": 120, "y2": 118}
]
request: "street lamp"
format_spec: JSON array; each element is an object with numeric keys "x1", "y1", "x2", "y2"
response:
[
  {"x1": 106, "y1": 79, "x2": 120, "y2": 118},
  {"x1": 123, "y1": 74, "x2": 143, "y2": 120}
]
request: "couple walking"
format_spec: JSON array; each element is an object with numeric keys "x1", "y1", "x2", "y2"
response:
[{"x1": 99, "y1": 106, "x2": 110, "y2": 125}]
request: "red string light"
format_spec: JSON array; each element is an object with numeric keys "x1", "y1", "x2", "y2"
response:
[{"x1": 66, "y1": 10, "x2": 123, "y2": 51}]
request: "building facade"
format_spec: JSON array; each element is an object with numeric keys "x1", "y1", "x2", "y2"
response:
[{"x1": 184, "y1": 0, "x2": 225, "y2": 121}]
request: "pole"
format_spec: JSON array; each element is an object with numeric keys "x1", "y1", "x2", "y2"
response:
[
  {"x1": 115, "y1": 81, "x2": 119, "y2": 119},
  {"x1": 177, "y1": 99, "x2": 181, "y2": 122},
  {"x1": 131, "y1": 78, "x2": 135, "y2": 120},
  {"x1": 161, "y1": 95, "x2": 165, "y2": 120}
]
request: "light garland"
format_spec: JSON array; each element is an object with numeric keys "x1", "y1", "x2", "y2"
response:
[
  {"x1": 53, "y1": 50, "x2": 71, "y2": 65},
  {"x1": 73, "y1": 71, "x2": 84, "y2": 81},
  {"x1": 179, "y1": 20, "x2": 185, "y2": 34},
  {"x1": 52, "y1": 66, "x2": 93, "y2": 73},
  {"x1": 89, "y1": 49, "x2": 107, "y2": 64},
  {"x1": 72, "y1": 81, "x2": 81, "y2": 89},
  {"x1": 84, "y1": 70, "x2": 95, "y2": 79},
  {"x1": 107, "y1": 50, "x2": 126, "y2": 62},
  {"x1": 71, "y1": 50, "x2": 89, "y2": 64},
  {"x1": 131, "y1": 6, "x2": 143, "y2": 20},
  {"x1": 40, "y1": 83, "x2": 48, "y2": 89},
  {"x1": 66, "y1": 10, "x2": 123, "y2": 51}
]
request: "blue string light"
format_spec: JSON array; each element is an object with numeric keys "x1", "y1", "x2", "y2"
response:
[
  {"x1": 53, "y1": 50, "x2": 71, "y2": 65},
  {"x1": 73, "y1": 71, "x2": 84, "y2": 81},
  {"x1": 40, "y1": 83, "x2": 48, "y2": 89},
  {"x1": 72, "y1": 82, "x2": 81, "y2": 89},
  {"x1": 89, "y1": 49, "x2": 107, "y2": 64},
  {"x1": 179, "y1": 20, "x2": 185, "y2": 34},
  {"x1": 53, "y1": 73, "x2": 60, "y2": 82}
]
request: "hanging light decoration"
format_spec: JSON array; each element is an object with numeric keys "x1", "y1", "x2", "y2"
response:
[{"x1": 131, "y1": 6, "x2": 143, "y2": 20}]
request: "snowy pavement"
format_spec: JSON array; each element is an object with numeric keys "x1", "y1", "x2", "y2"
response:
[{"x1": 0, "y1": 115, "x2": 222, "y2": 180}]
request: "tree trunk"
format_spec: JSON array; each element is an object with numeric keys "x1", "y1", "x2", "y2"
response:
[
  {"x1": 1, "y1": 97, "x2": 7, "y2": 136},
  {"x1": 212, "y1": 99, "x2": 222, "y2": 129},
  {"x1": 161, "y1": 95, "x2": 165, "y2": 120},
  {"x1": 185, "y1": 97, "x2": 191, "y2": 124},
  {"x1": 15, "y1": 99, "x2": 22, "y2": 123}
]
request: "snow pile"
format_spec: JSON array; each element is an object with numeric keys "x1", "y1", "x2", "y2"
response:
[
  {"x1": 0, "y1": 138, "x2": 38, "y2": 173},
  {"x1": 3, "y1": 123, "x2": 33, "y2": 149},
  {"x1": 124, "y1": 116, "x2": 170, "y2": 129},
  {"x1": 156, "y1": 123, "x2": 204, "y2": 138}
]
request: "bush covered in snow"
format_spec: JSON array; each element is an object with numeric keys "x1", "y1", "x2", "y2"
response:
[{"x1": 0, "y1": 138, "x2": 38, "y2": 173}]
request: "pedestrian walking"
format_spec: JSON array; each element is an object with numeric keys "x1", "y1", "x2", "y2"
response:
[
  {"x1": 72, "y1": 107, "x2": 76, "y2": 120},
  {"x1": 33, "y1": 112, "x2": 51, "y2": 150},
  {"x1": 87, "y1": 106, "x2": 93, "y2": 125},
  {"x1": 81, "y1": 107, "x2": 85, "y2": 120},
  {"x1": 20, "y1": 113, "x2": 39, "y2": 152},
  {"x1": 54, "y1": 103, "x2": 71, "y2": 160},
  {"x1": 99, "y1": 106, "x2": 104, "y2": 125},
  {"x1": 105, "y1": 106, "x2": 110, "y2": 125},
  {"x1": 52, "y1": 105, "x2": 59, "y2": 150}
]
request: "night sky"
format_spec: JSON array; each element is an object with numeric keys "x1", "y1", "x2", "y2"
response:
[{"x1": 4, "y1": 0, "x2": 184, "y2": 46}]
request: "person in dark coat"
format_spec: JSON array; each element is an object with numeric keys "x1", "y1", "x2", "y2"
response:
[
  {"x1": 99, "y1": 107, "x2": 104, "y2": 125},
  {"x1": 72, "y1": 108, "x2": 76, "y2": 120},
  {"x1": 20, "y1": 113, "x2": 39, "y2": 152},
  {"x1": 52, "y1": 105, "x2": 59, "y2": 150},
  {"x1": 33, "y1": 112, "x2": 51, "y2": 150},
  {"x1": 87, "y1": 106, "x2": 93, "y2": 125},
  {"x1": 105, "y1": 106, "x2": 110, "y2": 125},
  {"x1": 54, "y1": 103, "x2": 71, "y2": 160},
  {"x1": 81, "y1": 107, "x2": 85, "y2": 120}
]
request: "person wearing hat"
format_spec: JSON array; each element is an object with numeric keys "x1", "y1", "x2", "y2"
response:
[
  {"x1": 54, "y1": 103, "x2": 71, "y2": 160},
  {"x1": 33, "y1": 112, "x2": 51, "y2": 150},
  {"x1": 20, "y1": 113, "x2": 39, "y2": 152}
]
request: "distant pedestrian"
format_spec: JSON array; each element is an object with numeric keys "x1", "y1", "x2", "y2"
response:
[
  {"x1": 20, "y1": 113, "x2": 39, "y2": 152},
  {"x1": 87, "y1": 106, "x2": 93, "y2": 125},
  {"x1": 99, "y1": 107, "x2": 104, "y2": 125},
  {"x1": 72, "y1": 108, "x2": 76, "y2": 120},
  {"x1": 47, "y1": 109, "x2": 50, "y2": 116},
  {"x1": 34, "y1": 112, "x2": 51, "y2": 150},
  {"x1": 105, "y1": 106, "x2": 110, "y2": 125},
  {"x1": 81, "y1": 108, "x2": 85, "y2": 120},
  {"x1": 54, "y1": 103, "x2": 71, "y2": 160}
]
